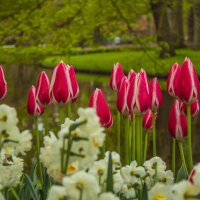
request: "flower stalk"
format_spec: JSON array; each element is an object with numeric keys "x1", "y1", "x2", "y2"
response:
[
  {"x1": 152, "y1": 112, "x2": 156, "y2": 156},
  {"x1": 172, "y1": 138, "x2": 176, "y2": 176},
  {"x1": 131, "y1": 115, "x2": 135, "y2": 161},
  {"x1": 178, "y1": 141, "x2": 188, "y2": 176},
  {"x1": 117, "y1": 111, "x2": 121, "y2": 155}
]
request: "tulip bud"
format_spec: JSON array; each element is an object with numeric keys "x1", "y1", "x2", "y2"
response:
[
  {"x1": 36, "y1": 71, "x2": 50, "y2": 106},
  {"x1": 89, "y1": 88, "x2": 113, "y2": 128},
  {"x1": 149, "y1": 78, "x2": 163, "y2": 111},
  {"x1": 0, "y1": 66, "x2": 7, "y2": 100},
  {"x1": 168, "y1": 100, "x2": 187, "y2": 140},
  {"x1": 177, "y1": 58, "x2": 200, "y2": 103},
  {"x1": 142, "y1": 110, "x2": 153, "y2": 130},
  {"x1": 67, "y1": 65, "x2": 79, "y2": 102},
  {"x1": 127, "y1": 69, "x2": 150, "y2": 114},
  {"x1": 49, "y1": 61, "x2": 70, "y2": 104},
  {"x1": 128, "y1": 69, "x2": 136, "y2": 83},
  {"x1": 166, "y1": 63, "x2": 181, "y2": 97},
  {"x1": 27, "y1": 86, "x2": 44, "y2": 116},
  {"x1": 117, "y1": 76, "x2": 129, "y2": 116},
  {"x1": 180, "y1": 99, "x2": 200, "y2": 117},
  {"x1": 110, "y1": 63, "x2": 124, "y2": 91}
]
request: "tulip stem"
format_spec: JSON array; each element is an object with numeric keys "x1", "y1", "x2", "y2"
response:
[
  {"x1": 68, "y1": 103, "x2": 72, "y2": 119},
  {"x1": 135, "y1": 115, "x2": 141, "y2": 165},
  {"x1": 132, "y1": 115, "x2": 135, "y2": 161},
  {"x1": 125, "y1": 117, "x2": 130, "y2": 164},
  {"x1": 144, "y1": 131, "x2": 148, "y2": 162},
  {"x1": 117, "y1": 111, "x2": 121, "y2": 155},
  {"x1": 152, "y1": 112, "x2": 156, "y2": 156},
  {"x1": 35, "y1": 117, "x2": 43, "y2": 185},
  {"x1": 140, "y1": 116, "x2": 143, "y2": 164},
  {"x1": 44, "y1": 107, "x2": 48, "y2": 135},
  {"x1": 187, "y1": 104, "x2": 193, "y2": 171},
  {"x1": 172, "y1": 139, "x2": 176, "y2": 176},
  {"x1": 178, "y1": 141, "x2": 188, "y2": 176}
]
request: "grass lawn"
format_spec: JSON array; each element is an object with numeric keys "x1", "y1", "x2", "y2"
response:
[{"x1": 42, "y1": 48, "x2": 200, "y2": 75}]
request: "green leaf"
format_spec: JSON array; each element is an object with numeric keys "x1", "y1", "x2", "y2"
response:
[
  {"x1": 106, "y1": 151, "x2": 113, "y2": 192},
  {"x1": 24, "y1": 174, "x2": 40, "y2": 200},
  {"x1": 140, "y1": 184, "x2": 148, "y2": 200},
  {"x1": 176, "y1": 164, "x2": 188, "y2": 182}
]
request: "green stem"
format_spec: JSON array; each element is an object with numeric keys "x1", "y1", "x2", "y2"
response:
[
  {"x1": 9, "y1": 187, "x2": 20, "y2": 200},
  {"x1": 178, "y1": 141, "x2": 188, "y2": 176},
  {"x1": 172, "y1": 138, "x2": 176, "y2": 176},
  {"x1": 129, "y1": 120, "x2": 132, "y2": 163},
  {"x1": 125, "y1": 117, "x2": 130, "y2": 164},
  {"x1": 187, "y1": 104, "x2": 193, "y2": 171},
  {"x1": 135, "y1": 115, "x2": 141, "y2": 165},
  {"x1": 152, "y1": 113, "x2": 156, "y2": 156},
  {"x1": 144, "y1": 131, "x2": 148, "y2": 162},
  {"x1": 67, "y1": 103, "x2": 72, "y2": 119},
  {"x1": 35, "y1": 117, "x2": 43, "y2": 185},
  {"x1": 64, "y1": 135, "x2": 73, "y2": 175},
  {"x1": 44, "y1": 107, "x2": 48, "y2": 135},
  {"x1": 78, "y1": 189, "x2": 83, "y2": 200},
  {"x1": 131, "y1": 115, "x2": 136, "y2": 161},
  {"x1": 117, "y1": 111, "x2": 121, "y2": 155},
  {"x1": 140, "y1": 115, "x2": 143, "y2": 164}
]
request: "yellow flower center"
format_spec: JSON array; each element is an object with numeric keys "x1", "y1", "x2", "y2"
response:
[
  {"x1": 92, "y1": 138, "x2": 99, "y2": 147},
  {"x1": 152, "y1": 194, "x2": 167, "y2": 200}
]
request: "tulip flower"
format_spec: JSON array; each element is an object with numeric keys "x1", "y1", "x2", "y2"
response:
[
  {"x1": 89, "y1": 88, "x2": 113, "y2": 128},
  {"x1": 180, "y1": 99, "x2": 200, "y2": 117},
  {"x1": 27, "y1": 85, "x2": 44, "y2": 116},
  {"x1": 36, "y1": 71, "x2": 51, "y2": 106},
  {"x1": 116, "y1": 76, "x2": 129, "y2": 116},
  {"x1": 166, "y1": 63, "x2": 181, "y2": 97},
  {"x1": 49, "y1": 61, "x2": 70, "y2": 104},
  {"x1": 0, "y1": 66, "x2": 7, "y2": 100},
  {"x1": 142, "y1": 110, "x2": 153, "y2": 130},
  {"x1": 110, "y1": 63, "x2": 124, "y2": 91},
  {"x1": 168, "y1": 100, "x2": 187, "y2": 140},
  {"x1": 127, "y1": 69, "x2": 150, "y2": 114},
  {"x1": 149, "y1": 78, "x2": 163, "y2": 111},
  {"x1": 177, "y1": 58, "x2": 200, "y2": 104},
  {"x1": 128, "y1": 69, "x2": 136, "y2": 83}
]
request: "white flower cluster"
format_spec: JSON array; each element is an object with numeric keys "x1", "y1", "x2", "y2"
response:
[
  {"x1": 0, "y1": 104, "x2": 32, "y2": 190},
  {"x1": 40, "y1": 107, "x2": 105, "y2": 182},
  {"x1": 149, "y1": 162, "x2": 200, "y2": 200}
]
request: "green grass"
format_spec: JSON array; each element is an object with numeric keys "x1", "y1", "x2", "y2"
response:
[{"x1": 42, "y1": 48, "x2": 200, "y2": 75}]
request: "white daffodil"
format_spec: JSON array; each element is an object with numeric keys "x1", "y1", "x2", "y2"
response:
[
  {"x1": 148, "y1": 183, "x2": 174, "y2": 200},
  {"x1": 190, "y1": 163, "x2": 200, "y2": 187},
  {"x1": 105, "y1": 151, "x2": 121, "y2": 170},
  {"x1": 121, "y1": 161, "x2": 146, "y2": 185},
  {"x1": 0, "y1": 192, "x2": 5, "y2": 200},
  {"x1": 98, "y1": 192, "x2": 120, "y2": 200},
  {"x1": 58, "y1": 118, "x2": 75, "y2": 138},
  {"x1": 0, "y1": 104, "x2": 18, "y2": 133},
  {"x1": 172, "y1": 180, "x2": 200, "y2": 200},
  {"x1": 47, "y1": 186, "x2": 66, "y2": 200},
  {"x1": 113, "y1": 172, "x2": 124, "y2": 193},
  {"x1": 62, "y1": 171, "x2": 100, "y2": 200},
  {"x1": 158, "y1": 170, "x2": 174, "y2": 185},
  {"x1": 88, "y1": 159, "x2": 107, "y2": 186},
  {"x1": 143, "y1": 157, "x2": 166, "y2": 176},
  {"x1": 121, "y1": 184, "x2": 136, "y2": 199}
]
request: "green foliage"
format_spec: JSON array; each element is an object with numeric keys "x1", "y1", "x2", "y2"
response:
[
  {"x1": 176, "y1": 164, "x2": 188, "y2": 182},
  {"x1": 106, "y1": 152, "x2": 113, "y2": 192}
]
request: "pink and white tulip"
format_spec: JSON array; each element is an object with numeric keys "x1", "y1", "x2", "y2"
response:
[
  {"x1": 128, "y1": 69, "x2": 136, "y2": 83},
  {"x1": 117, "y1": 76, "x2": 129, "y2": 116},
  {"x1": 149, "y1": 78, "x2": 163, "y2": 111},
  {"x1": 110, "y1": 63, "x2": 124, "y2": 91},
  {"x1": 89, "y1": 88, "x2": 113, "y2": 128},
  {"x1": 27, "y1": 86, "x2": 44, "y2": 116},
  {"x1": 180, "y1": 99, "x2": 200, "y2": 117},
  {"x1": 177, "y1": 58, "x2": 200, "y2": 103},
  {"x1": 0, "y1": 66, "x2": 7, "y2": 100},
  {"x1": 166, "y1": 63, "x2": 181, "y2": 97},
  {"x1": 142, "y1": 110, "x2": 153, "y2": 130},
  {"x1": 36, "y1": 71, "x2": 51, "y2": 106},
  {"x1": 168, "y1": 100, "x2": 187, "y2": 140},
  {"x1": 127, "y1": 69, "x2": 150, "y2": 114}
]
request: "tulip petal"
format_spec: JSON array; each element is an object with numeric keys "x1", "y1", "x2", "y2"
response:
[{"x1": 0, "y1": 66, "x2": 7, "y2": 100}]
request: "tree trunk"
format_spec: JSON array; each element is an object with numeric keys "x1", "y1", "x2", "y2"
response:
[
  {"x1": 150, "y1": 0, "x2": 175, "y2": 57},
  {"x1": 193, "y1": 0, "x2": 200, "y2": 49},
  {"x1": 172, "y1": 0, "x2": 184, "y2": 47},
  {"x1": 187, "y1": 6, "x2": 194, "y2": 46}
]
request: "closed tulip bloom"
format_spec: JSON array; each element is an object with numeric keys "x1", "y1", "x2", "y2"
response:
[
  {"x1": 180, "y1": 99, "x2": 200, "y2": 117},
  {"x1": 89, "y1": 88, "x2": 113, "y2": 128},
  {"x1": 128, "y1": 69, "x2": 136, "y2": 83},
  {"x1": 127, "y1": 69, "x2": 150, "y2": 114},
  {"x1": 36, "y1": 71, "x2": 50, "y2": 106},
  {"x1": 168, "y1": 100, "x2": 187, "y2": 140},
  {"x1": 142, "y1": 110, "x2": 153, "y2": 130},
  {"x1": 117, "y1": 76, "x2": 129, "y2": 116},
  {"x1": 110, "y1": 63, "x2": 124, "y2": 91},
  {"x1": 149, "y1": 78, "x2": 163, "y2": 111},
  {"x1": 0, "y1": 66, "x2": 7, "y2": 100},
  {"x1": 166, "y1": 63, "x2": 181, "y2": 97},
  {"x1": 49, "y1": 61, "x2": 70, "y2": 104},
  {"x1": 27, "y1": 86, "x2": 44, "y2": 116},
  {"x1": 67, "y1": 65, "x2": 79, "y2": 102},
  {"x1": 177, "y1": 58, "x2": 200, "y2": 103}
]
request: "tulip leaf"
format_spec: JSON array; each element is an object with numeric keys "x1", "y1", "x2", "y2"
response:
[
  {"x1": 106, "y1": 151, "x2": 113, "y2": 192},
  {"x1": 176, "y1": 164, "x2": 188, "y2": 182}
]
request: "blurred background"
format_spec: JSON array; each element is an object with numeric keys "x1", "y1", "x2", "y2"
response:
[{"x1": 0, "y1": 0, "x2": 200, "y2": 166}]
